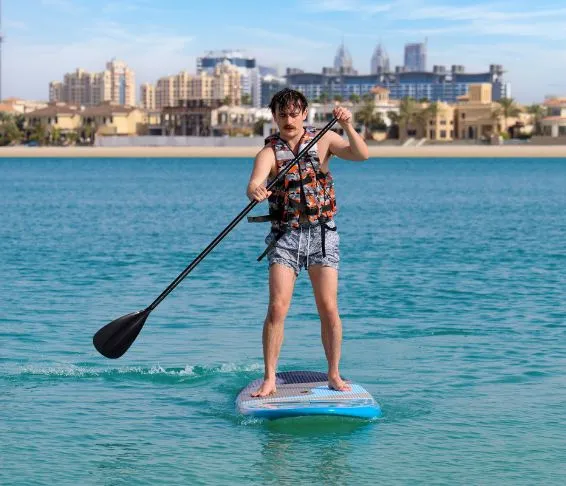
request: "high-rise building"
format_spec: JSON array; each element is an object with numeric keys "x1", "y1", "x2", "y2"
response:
[
  {"x1": 329, "y1": 41, "x2": 357, "y2": 75},
  {"x1": 148, "y1": 64, "x2": 241, "y2": 111},
  {"x1": 404, "y1": 41, "x2": 427, "y2": 72},
  {"x1": 286, "y1": 64, "x2": 509, "y2": 103},
  {"x1": 371, "y1": 43, "x2": 390, "y2": 74},
  {"x1": 106, "y1": 59, "x2": 135, "y2": 106},
  {"x1": 140, "y1": 83, "x2": 156, "y2": 111},
  {"x1": 261, "y1": 74, "x2": 287, "y2": 107},
  {"x1": 48, "y1": 60, "x2": 135, "y2": 106},
  {"x1": 197, "y1": 50, "x2": 260, "y2": 107}
]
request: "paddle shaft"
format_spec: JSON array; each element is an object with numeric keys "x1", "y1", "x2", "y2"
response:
[{"x1": 147, "y1": 118, "x2": 338, "y2": 312}]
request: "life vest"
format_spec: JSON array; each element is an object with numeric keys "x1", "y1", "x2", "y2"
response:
[{"x1": 250, "y1": 126, "x2": 337, "y2": 232}]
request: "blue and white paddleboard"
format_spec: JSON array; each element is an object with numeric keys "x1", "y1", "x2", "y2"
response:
[{"x1": 236, "y1": 370, "x2": 381, "y2": 420}]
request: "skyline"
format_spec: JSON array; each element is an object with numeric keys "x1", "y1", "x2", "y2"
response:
[{"x1": 3, "y1": 0, "x2": 566, "y2": 104}]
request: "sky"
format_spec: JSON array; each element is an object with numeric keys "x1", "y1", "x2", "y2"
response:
[{"x1": 3, "y1": 0, "x2": 566, "y2": 103}]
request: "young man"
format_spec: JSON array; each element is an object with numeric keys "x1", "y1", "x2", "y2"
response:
[{"x1": 246, "y1": 88, "x2": 368, "y2": 397}]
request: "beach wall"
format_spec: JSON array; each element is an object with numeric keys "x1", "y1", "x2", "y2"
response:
[{"x1": 95, "y1": 135, "x2": 266, "y2": 147}]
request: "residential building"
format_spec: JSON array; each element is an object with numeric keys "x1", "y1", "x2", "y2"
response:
[
  {"x1": 140, "y1": 83, "x2": 156, "y2": 111},
  {"x1": 371, "y1": 43, "x2": 390, "y2": 74},
  {"x1": 151, "y1": 65, "x2": 241, "y2": 111},
  {"x1": 0, "y1": 97, "x2": 48, "y2": 114},
  {"x1": 23, "y1": 102, "x2": 82, "y2": 131},
  {"x1": 423, "y1": 102, "x2": 455, "y2": 141},
  {"x1": 48, "y1": 60, "x2": 135, "y2": 106},
  {"x1": 454, "y1": 83, "x2": 503, "y2": 140},
  {"x1": 404, "y1": 41, "x2": 427, "y2": 72},
  {"x1": 210, "y1": 105, "x2": 271, "y2": 135},
  {"x1": 541, "y1": 97, "x2": 566, "y2": 137},
  {"x1": 106, "y1": 59, "x2": 136, "y2": 106},
  {"x1": 82, "y1": 102, "x2": 145, "y2": 136},
  {"x1": 162, "y1": 99, "x2": 223, "y2": 136},
  {"x1": 197, "y1": 50, "x2": 260, "y2": 107},
  {"x1": 286, "y1": 64, "x2": 510, "y2": 104}
]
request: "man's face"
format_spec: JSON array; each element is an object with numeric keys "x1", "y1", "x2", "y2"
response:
[{"x1": 274, "y1": 104, "x2": 307, "y2": 138}]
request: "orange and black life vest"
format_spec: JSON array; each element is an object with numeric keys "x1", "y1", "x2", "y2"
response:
[{"x1": 248, "y1": 126, "x2": 338, "y2": 261}]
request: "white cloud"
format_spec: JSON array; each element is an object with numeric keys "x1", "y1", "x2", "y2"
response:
[{"x1": 304, "y1": 0, "x2": 394, "y2": 14}]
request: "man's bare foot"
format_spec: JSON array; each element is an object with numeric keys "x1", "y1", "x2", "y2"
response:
[
  {"x1": 251, "y1": 378, "x2": 277, "y2": 397},
  {"x1": 328, "y1": 374, "x2": 352, "y2": 392}
]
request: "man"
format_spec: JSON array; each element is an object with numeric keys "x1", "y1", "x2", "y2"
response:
[{"x1": 246, "y1": 88, "x2": 368, "y2": 397}]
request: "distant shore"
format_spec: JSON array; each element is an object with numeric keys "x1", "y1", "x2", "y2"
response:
[{"x1": 1, "y1": 144, "x2": 566, "y2": 158}]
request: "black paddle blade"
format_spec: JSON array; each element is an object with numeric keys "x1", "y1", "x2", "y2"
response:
[{"x1": 93, "y1": 309, "x2": 150, "y2": 359}]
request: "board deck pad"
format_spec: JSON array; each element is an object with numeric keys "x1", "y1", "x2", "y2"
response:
[{"x1": 236, "y1": 370, "x2": 381, "y2": 420}]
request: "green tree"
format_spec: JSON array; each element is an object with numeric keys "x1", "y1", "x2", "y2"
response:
[
  {"x1": 241, "y1": 93, "x2": 252, "y2": 106},
  {"x1": 349, "y1": 94, "x2": 361, "y2": 104},
  {"x1": 333, "y1": 94, "x2": 343, "y2": 102},
  {"x1": 526, "y1": 103, "x2": 546, "y2": 135},
  {"x1": 319, "y1": 92, "x2": 330, "y2": 104},
  {"x1": 29, "y1": 123, "x2": 48, "y2": 146},
  {"x1": 496, "y1": 97, "x2": 521, "y2": 132},
  {"x1": 355, "y1": 101, "x2": 386, "y2": 139},
  {"x1": 0, "y1": 121, "x2": 22, "y2": 146},
  {"x1": 222, "y1": 96, "x2": 232, "y2": 106}
]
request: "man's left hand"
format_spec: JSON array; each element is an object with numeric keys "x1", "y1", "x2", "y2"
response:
[{"x1": 333, "y1": 106, "x2": 353, "y2": 128}]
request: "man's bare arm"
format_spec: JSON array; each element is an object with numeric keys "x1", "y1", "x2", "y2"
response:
[
  {"x1": 246, "y1": 146, "x2": 276, "y2": 201},
  {"x1": 324, "y1": 106, "x2": 369, "y2": 162}
]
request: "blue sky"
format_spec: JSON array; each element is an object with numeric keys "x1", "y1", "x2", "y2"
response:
[{"x1": 3, "y1": 0, "x2": 566, "y2": 103}]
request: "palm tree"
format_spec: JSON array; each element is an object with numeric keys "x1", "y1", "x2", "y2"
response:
[
  {"x1": 349, "y1": 94, "x2": 361, "y2": 104},
  {"x1": 241, "y1": 93, "x2": 252, "y2": 106},
  {"x1": 333, "y1": 95, "x2": 343, "y2": 103},
  {"x1": 526, "y1": 103, "x2": 546, "y2": 136},
  {"x1": 496, "y1": 97, "x2": 521, "y2": 132},
  {"x1": 398, "y1": 97, "x2": 420, "y2": 139},
  {"x1": 319, "y1": 92, "x2": 329, "y2": 104},
  {"x1": 356, "y1": 101, "x2": 376, "y2": 139}
]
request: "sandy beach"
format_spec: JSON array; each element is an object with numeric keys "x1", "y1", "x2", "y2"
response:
[{"x1": 1, "y1": 144, "x2": 566, "y2": 158}]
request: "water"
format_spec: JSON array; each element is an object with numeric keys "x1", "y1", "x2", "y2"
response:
[{"x1": 1, "y1": 157, "x2": 565, "y2": 485}]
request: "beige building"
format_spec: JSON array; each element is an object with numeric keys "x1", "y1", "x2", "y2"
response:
[
  {"x1": 49, "y1": 60, "x2": 135, "y2": 107},
  {"x1": 82, "y1": 102, "x2": 145, "y2": 136},
  {"x1": 24, "y1": 102, "x2": 82, "y2": 131},
  {"x1": 0, "y1": 97, "x2": 48, "y2": 114},
  {"x1": 454, "y1": 84, "x2": 503, "y2": 141},
  {"x1": 541, "y1": 97, "x2": 566, "y2": 137},
  {"x1": 148, "y1": 64, "x2": 242, "y2": 111},
  {"x1": 424, "y1": 102, "x2": 455, "y2": 141},
  {"x1": 140, "y1": 83, "x2": 156, "y2": 111},
  {"x1": 211, "y1": 105, "x2": 271, "y2": 135}
]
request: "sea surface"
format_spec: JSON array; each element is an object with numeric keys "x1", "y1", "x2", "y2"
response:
[{"x1": 1, "y1": 156, "x2": 565, "y2": 485}]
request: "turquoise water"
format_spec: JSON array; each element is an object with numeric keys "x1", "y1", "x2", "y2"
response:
[{"x1": 1, "y1": 157, "x2": 565, "y2": 485}]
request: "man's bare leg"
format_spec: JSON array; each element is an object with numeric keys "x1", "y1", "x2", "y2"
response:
[
  {"x1": 308, "y1": 265, "x2": 351, "y2": 391},
  {"x1": 251, "y1": 263, "x2": 296, "y2": 397}
]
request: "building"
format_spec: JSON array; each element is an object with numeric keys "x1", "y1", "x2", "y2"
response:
[
  {"x1": 162, "y1": 99, "x2": 223, "y2": 136},
  {"x1": 210, "y1": 105, "x2": 271, "y2": 136},
  {"x1": 404, "y1": 41, "x2": 427, "y2": 72},
  {"x1": 23, "y1": 102, "x2": 82, "y2": 132},
  {"x1": 140, "y1": 83, "x2": 156, "y2": 111},
  {"x1": 197, "y1": 50, "x2": 260, "y2": 107},
  {"x1": 49, "y1": 60, "x2": 135, "y2": 106},
  {"x1": 371, "y1": 43, "x2": 390, "y2": 74},
  {"x1": 453, "y1": 83, "x2": 503, "y2": 141},
  {"x1": 541, "y1": 97, "x2": 566, "y2": 137},
  {"x1": 0, "y1": 97, "x2": 48, "y2": 114},
  {"x1": 149, "y1": 65, "x2": 241, "y2": 111},
  {"x1": 81, "y1": 102, "x2": 145, "y2": 136},
  {"x1": 330, "y1": 41, "x2": 357, "y2": 75},
  {"x1": 261, "y1": 74, "x2": 287, "y2": 107},
  {"x1": 286, "y1": 64, "x2": 510, "y2": 104}
]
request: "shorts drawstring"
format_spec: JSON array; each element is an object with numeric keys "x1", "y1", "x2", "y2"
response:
[
  {"x1": 296, "y1": 225, "x2": 302, "y2": 269},
  {"x1": 306, "y1": 225, "x2": 311, "y2": 269}
]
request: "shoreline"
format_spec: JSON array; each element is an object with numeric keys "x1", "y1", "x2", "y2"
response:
[{"x1": 1, "y1": 145, "x2": 566, "y2": 158}]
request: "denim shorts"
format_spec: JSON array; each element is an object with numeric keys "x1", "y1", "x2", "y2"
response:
[{"x1": 266, "y1": 220, "x2": 340, "y2": 275}]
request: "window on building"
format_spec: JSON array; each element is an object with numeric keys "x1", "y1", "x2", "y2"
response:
[
  {"x1": 440, "y1": 120, "x2": 446, "y2": 125},
  {"x1": 461, "y1": 113, "x2": 466, "y2": 119},
  {"x1": 440, "y1": 130, "x2": 447, "y2": 138},
  {"x1": 450, "y1": 130, "x2": 454, "y2": 138},
  {"x1": 429, "y1": 130, "x2": 435, "y2": 139},
  {"x1": 429, "y1": 120, "x2": 434, "y2": 126}
]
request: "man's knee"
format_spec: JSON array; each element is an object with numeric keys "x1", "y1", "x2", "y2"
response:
[
  {"x1": 318, "y1": 300, "x2": 340, "y2": 321},
  {"x1": 267, "y1": 300, "x2": 291, "y2": 323}
]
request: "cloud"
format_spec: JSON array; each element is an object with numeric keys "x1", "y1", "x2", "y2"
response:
[
  {"x1": 3, "y1": 22, "x2": 196, "y2": 99},
  {"x1": 304, "y1": 0, "x2": 394, "y2": 14}
]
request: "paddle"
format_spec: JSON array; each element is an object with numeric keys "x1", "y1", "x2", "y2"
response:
[{"x1": 93, "y1": 117, "x2": 338, "y2": 359}]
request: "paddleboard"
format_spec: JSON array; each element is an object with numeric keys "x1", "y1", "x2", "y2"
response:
[{"x1": 236, "y1": 370, "x2": 381, "y2": 420}]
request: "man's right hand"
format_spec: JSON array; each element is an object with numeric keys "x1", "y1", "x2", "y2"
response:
[{"x1": 248, "y1": 184, "x2": 272, "y2": 202}]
